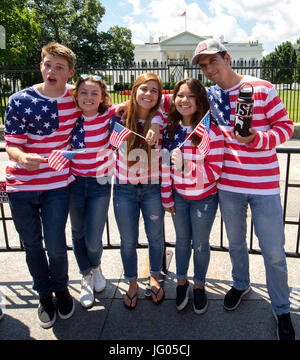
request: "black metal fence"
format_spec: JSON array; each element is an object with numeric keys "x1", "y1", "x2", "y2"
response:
[
  {"x1": 1, "y1": 61, "x2": 300, "y2": 124},
  {"x1": 1, "y1": 147, "x2": 300, "y2": 259}
]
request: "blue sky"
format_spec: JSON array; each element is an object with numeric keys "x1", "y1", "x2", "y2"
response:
[{"x1": 99, "y1": 0, "x2": 300, "y2": 55}]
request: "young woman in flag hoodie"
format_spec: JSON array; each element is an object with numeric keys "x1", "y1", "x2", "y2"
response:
[{"x1": 161, "y1": 78, "x2": 224, "y2": 314}]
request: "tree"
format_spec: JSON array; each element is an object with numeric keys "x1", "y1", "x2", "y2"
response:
[
  {"x1": 26, "y1": 1, "x2": 135, "y2": 68},
  {"x1": 27, "y1": 0, "x2": 106, "y2": 67},
  {"x1": 1, "y1": 1, "x2": 135, "y2": 69},
  {"x1": 105, "y1": 26, "x2": 135, "y2": 66},
  {"x1": 0, "y1": 0, "x2": 41, "y2": 66},
  {"x1": 262, "y1": 41, "x2": 297, "y2": 83}
]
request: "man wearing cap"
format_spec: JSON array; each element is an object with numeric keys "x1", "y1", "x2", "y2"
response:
[{"x1": 192, "y1": 38, "x2": 295, "y2": 340}]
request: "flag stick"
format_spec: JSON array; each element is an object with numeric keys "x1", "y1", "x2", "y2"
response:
[
  {"x1": 118, "y1": 122, "x2": 146, "y2": 140},
  {"x1": 178, "y1": 111, "x2": 210, "y2": 148}
]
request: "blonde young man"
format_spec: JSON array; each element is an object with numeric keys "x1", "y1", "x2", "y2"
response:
[
  {"x1": 192, "y1": 38, "x2": 295, "y2": 340},
  {"x1": 5, "y1": 43, "x2": 80, "y2": 328}
]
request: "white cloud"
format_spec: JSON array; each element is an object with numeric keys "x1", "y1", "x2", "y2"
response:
[
  {"x1": 128, "y1": 0, "x2": 143, "y2": 15},
  {"x1": 123, "y1": 0, "x2": 300, "y2": 53}
]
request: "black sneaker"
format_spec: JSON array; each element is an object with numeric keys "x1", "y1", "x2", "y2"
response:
[
  {"x1": 273, "y1": 311, "x2": 295, "y2": 340},
  {"x1": 193, "y1": 288, "x2": 208, "y2": 315},
  {"x1": 176, "y1": 280, "x2": 191, "y2": 311},
  {"x1": 224, "y1": 286, "x2": 251, "y2": 311},
  {"x1": 38, "y1": 295, "x2": 56, "y2": 329},
  {"x1": 55, "y1": 289, "x2": 75, "y2": 320}
]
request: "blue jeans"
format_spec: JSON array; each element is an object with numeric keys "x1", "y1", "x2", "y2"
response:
[
  {"x1": 172, "y1": 191, "x2": 218, "y2": 285},
  {"x1": 8, "y1": 187, "x2": 70, "y2": 296},
  {"x1": 69, "y1": 176, "x2": 111, "y2": 275},
  {"x1": 113, "y1": 182, "x2": 165, "y2": 281},
  {"x1": 218, "y1": 190, "x2": 290, "y2": 315}
]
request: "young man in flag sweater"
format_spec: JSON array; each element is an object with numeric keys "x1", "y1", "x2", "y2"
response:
[
  {"x1": 192, "y1": 38, "x2": 295, "y2": 340},
  {"x1": 4, "y1": 42, "x2": 81, "y2": 328}
]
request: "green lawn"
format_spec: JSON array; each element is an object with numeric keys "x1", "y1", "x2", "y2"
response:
[{"x1": 278, "y1": 90, "x2": 300, "y2": 123}]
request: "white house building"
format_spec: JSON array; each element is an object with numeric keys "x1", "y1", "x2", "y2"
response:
[
  {"x1": 106, "y1": 32, "x2": 263, "y2": 88},
  {"x1": 134, "y1": 31, "x2": 263, "y2": 66}
]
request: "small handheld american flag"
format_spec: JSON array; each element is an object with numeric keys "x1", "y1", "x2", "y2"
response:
[
  {"x1": 109, "y1": 122, "x2": 132, "y2": 149},
  {"x1": 194, "y1": 112, "x2": 210, "y2": 155},
  {"x1": 48, "y1": 149, "x2": 82, "y2": 171}
]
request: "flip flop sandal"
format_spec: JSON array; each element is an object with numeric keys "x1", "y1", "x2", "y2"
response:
[
  {"x1": 150, "y1": 286, "x2": 165, "y2": 305},
  {"x1": 124, "y1": 287, "x2": 138, "y2": 310}
]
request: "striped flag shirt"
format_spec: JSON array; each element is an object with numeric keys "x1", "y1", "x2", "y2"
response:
[
  {"x1": 206, "y1": 75, "x2": 294, "y2": 195},
  {"x1": 114, "y1": 111, "x2": 166, "y2": 184},
  {"x1": 70, "y1": 105, "x2": 117, "y2": 178},
  {"x1": 4, "y1": 85, "x2": 81, "y2": 192},
  {"x1": 161, "y1": 122, "x2": 224, "y2": 208}
]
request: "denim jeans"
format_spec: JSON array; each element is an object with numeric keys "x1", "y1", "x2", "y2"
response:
[
  {"x1": 8, "y1": 187, "x2": 70, "y2": 296},
  {"x1": 218, "y1": 190, "x2": 290, "y2": 315},
  {"x1": 172, "y1": 191, "x2": 218, "y2": 285},
  {"x1": 69, "y1": 176, "x2": 111, "y2": 275},
  {"x1": 113, "y1": 182, "x2": 165, "y2": 281}
]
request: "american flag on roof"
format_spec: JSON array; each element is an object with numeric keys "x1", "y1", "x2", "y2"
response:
[
  {"x1": 109, "y1": 122, "x2": 132, "y2": 149},
  {"x1": 48, "y1": 149, "x2": 80, "y2": 171},
  {"x1": 194, "y1": 112, "x2": 210, "y2": 155}
]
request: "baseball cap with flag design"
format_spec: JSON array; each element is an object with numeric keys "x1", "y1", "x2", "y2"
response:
[{"x1": 192, "y1": 38, "x2": 227, "y2": 65}]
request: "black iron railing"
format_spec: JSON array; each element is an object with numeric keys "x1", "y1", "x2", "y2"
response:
[{"x1": 1, "y1": 147, "x2": 299, "y2": 260}]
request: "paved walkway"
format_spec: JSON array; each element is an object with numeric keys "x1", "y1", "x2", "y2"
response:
[{"x1": 0, "y1": 141, "x2": 299, "y2": 342}]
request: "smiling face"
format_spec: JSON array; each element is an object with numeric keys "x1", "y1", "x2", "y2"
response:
[
  {"x1": 76, "y1": 80, "x2": 103, "y2": 117},
  {"x1": 198, "y1": 53, "x2": 231, "y2": 84},
  {"x1": 40, "y1": 54, "x2": 75, "y2": 97},
  {"x1": 174, "y1": 83, "x2": 197, "y2": 125},
  {"x1": 135, "y1": 80, "x2": 159, "y2": 116}
]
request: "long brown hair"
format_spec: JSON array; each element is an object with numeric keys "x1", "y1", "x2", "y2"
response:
[
  {"x1": 167, "y1": 78, "x2": 210, "y2": 146},
  {"x1": 126, "y1": 73, "x2": 163, "y2": 158}
]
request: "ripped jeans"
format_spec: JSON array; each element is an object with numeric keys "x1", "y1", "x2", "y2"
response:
[
  {"x1": 172, "y1": 191, "x2": 218, "y2": 285},
  {"x1": 113, "y1": 182, "x2": 165, "y2": 281}
]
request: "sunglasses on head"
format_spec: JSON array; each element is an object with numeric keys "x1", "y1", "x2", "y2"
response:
[{"x1": 79, "y1": 74, "x2": 102, "y2": 81}]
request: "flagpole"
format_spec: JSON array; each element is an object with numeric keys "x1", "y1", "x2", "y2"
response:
[
  {"x1": 118, "y1": 122, "x2": 146, "y2": 140},
  {"x1": 179, "y1": 111, "x2": 210, "y2": 148},
  {"x1": 185, "y1": 10, "x2": 187, "y2": 31}
]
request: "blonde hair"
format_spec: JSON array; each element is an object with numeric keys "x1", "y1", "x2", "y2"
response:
[
  {"x1": 73, "y1": 75, "x2": 110, "y2": 114},
  {"x1": 126, "y1": 72, "x2": 162, "y2": 158},
  {"x1": 41, "y1": 42, "x2": 76, "y2": 70}
]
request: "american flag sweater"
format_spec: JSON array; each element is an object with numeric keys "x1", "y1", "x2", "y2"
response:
[
  {"x1": 206, "y1": 75, "x2": 294, "y2": 195},
  {"x1": 4, "y1": 85, "x2": 80, "y2": 192},
  {"x1": 161, "y1": 123, "x2": 224, "y2": 208},
  {"x1": 70, "y1": 105, "x2": 117, "y2": 178}
]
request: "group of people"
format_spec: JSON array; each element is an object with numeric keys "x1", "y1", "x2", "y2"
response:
[{"x1": 2, "y1": 38, "x2": 296, "y2": 340}]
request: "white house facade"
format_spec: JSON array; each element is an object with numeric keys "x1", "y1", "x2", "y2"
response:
[
  {"x1": 134, "y1": 31, "x2": 263, "y2": 66},
  {"x1": 104, "y1": 32, "x2": 263, "y2": 88}
]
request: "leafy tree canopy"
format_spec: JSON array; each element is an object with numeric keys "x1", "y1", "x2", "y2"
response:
[{"x1": 1, "y1": 0, "x2": 135, "y2": 68}]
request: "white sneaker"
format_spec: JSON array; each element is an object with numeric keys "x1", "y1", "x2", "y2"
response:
[
  {"x1": 93, "y1": 266, "x2": 106, "y2": 293},
  {"x1": 80, "y1": 274, "x2": 94, "y2": 308}
]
